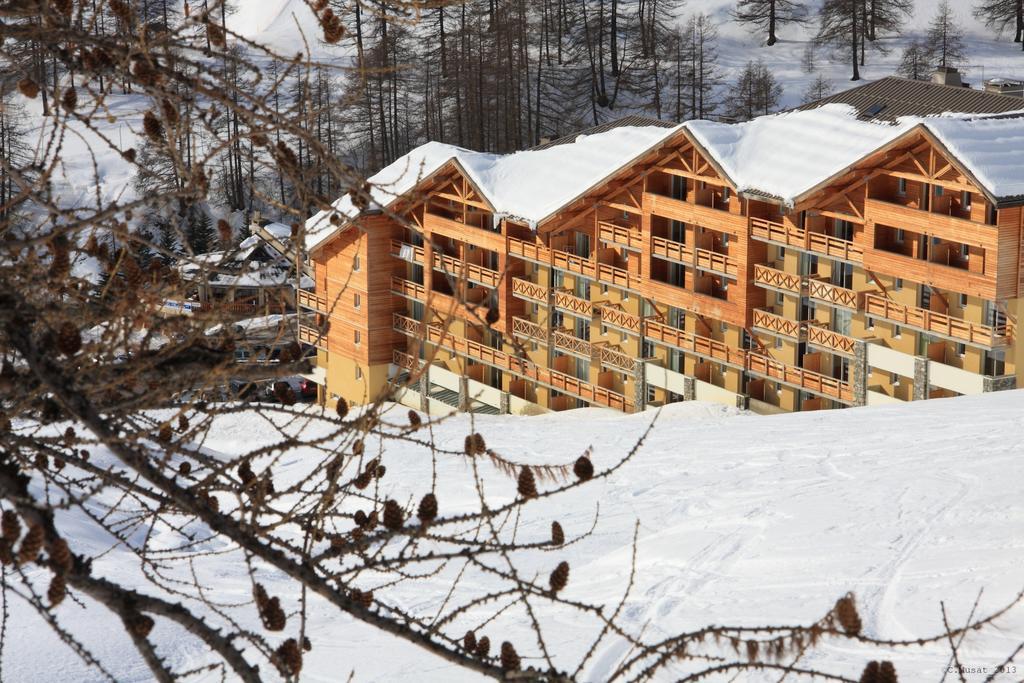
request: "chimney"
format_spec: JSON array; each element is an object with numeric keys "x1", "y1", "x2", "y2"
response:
[
  {"x1": 932, "y1": 66, "x2": 963, "y2": 88},
  {"x1": 538, "y1": 136, "x2": 553, "y2": 146}
]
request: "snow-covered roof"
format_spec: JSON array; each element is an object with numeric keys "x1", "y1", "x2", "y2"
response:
[
  {"x1": 923, "y1": 112, "x2": 1024, "y2": 205},
  {"x1": 307, "y1": 105, "x2": 1024, "y2": 252},
  {"x1": 305, "y1": 125, "x2": 684, "y2": 252}
]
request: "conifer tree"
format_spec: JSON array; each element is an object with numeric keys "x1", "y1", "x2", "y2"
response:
[
  {"x1": 725, "y1": 60, "x2": 783, "y2": 121},
  {"x1": 802, "y1": 74, "x2": 835, "y2": 103},
  {"x1": 815, "y1": 0, "x2": 865, "y2": 80},
  {"x1": 731, "y1": 0, "x2": 809, "y2": 46},
  {"x1": 926, "y1": 0, "x2": 968, "y2": 68},
  {"x1": 973, "y1": 0, "x2": 1023, "y2": 47},
  {"x1": 898, "y1": 40, "x2": 932, "y2": 80}
]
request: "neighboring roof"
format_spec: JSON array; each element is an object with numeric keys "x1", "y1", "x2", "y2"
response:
[
  {"x1": 530, "y1": 115, "x2": 676, "y2": 150},
  {"x1": 305, "y1": 122, "x2": 684, "y2": 252},
  {"x1": 925, "y1": 113, "x2": 1024, "y2": 206},
  {"x1": 797, "y1": 76, "x2": 1024, "y2": 121}
]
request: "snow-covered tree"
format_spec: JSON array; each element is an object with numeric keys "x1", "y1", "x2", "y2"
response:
[
  {"x1": 731, "y1": 0, "x2": 809, "y2": 46},
  {"x1": 926, "y1": 0, "x2": 968, "y2": 68}
]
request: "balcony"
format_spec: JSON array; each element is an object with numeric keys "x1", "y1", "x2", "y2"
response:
[
  {"x1": 643, "y1": 319, "x2": 746, "y2": 368},
  {"x1": 552, "y1": 249, "x2": 598, "y2": 279},
  {"x1": 752, "y1": 309, "x2": 803, "y2": 340},
  {"x1": 863, "y1": 293, "x2": 1011, "y2": 347},
  {"x1": 507, "y1": 235, "x2": 551, "y2": 264},
  {"x1": 391, "y1": 276, "x2": 426, "y2": 301},
  {"x1": 298, "y1": 323, "x2": 328, "y2": 351},
  {"x1": 551, "y1": 329, "x2": 592, "y2": 358},
  {"x1": 807, "y1": 278, "x2": 861, "y2": 310},
  {"x1": 595, "y1": 262, "x2": 643, "y2": 292},
  {"x1": 694, "y1": 248, "x2": 739, "y2": 278},
  {"x1": 599, "y1": 305, "x2": 642, "y2": 334},
  {"x1": 865, "y1": 198, "x2": 995, "y2": 249},
  {"x1": 432, "y1": 253, "x2": 501, "y2": 288},
  {"x1": 511, "y1": 277, "x2": 547, "y2": 303},
  {"x1": 296, "y1": 289, "x2": 327, "y2": 314},
  {"x1": 598, "y1": 221, "x2": 643, "y2": 251},
  {"x1": 750, "y1": 217, "x2": 805, "y2": 248},
  {"x1": 745, "y1": 352, "x2": 854, "y2": 403},
  {"x1": 644, "y1": 192, "x2": 746, "y2": 236},
  {"x1": 395, "y1": 313, "x2": 634, "y2": 411},
  {"x1": 512, "y1": 316, "x2": 547, "y2": 343},
  {"x1": 390, "y1": 238, "x2": 424, "y2": 264},
  {"x1": 593, "y1": 343, "x2": 638, "y2": 373},
  {"x1": 553, "y1": 289, "x2": 593, "y2": 316},
  {"x1": 753, "y1": 264, "x2": 803, "y2": 295},
  {"x1": 862, "y1": 248, "x2": 996, "y2": 300},
  {"x1": 807, "y1": 232, "x2": 863, "y2": 263},
  {"x1": 651, "y1": 236, "x2": 694, "y2": 265},
  {"x1": 424, "y1": 211, "x2": 504, "y2": 250},
  {"x1": 807, "y1": 326, "x2": 859, "y2": 357}
]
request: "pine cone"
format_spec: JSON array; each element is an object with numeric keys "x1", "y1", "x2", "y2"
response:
[
  {"x1": 48, "y1": 574, "x2": 66, "y2": 606},
  {"x1": 335, "y1": 397, "x2": 349, "y2": 419},
  {"x1": 383, "y1": 499, "x2": 404, "y2": 530},
  {"x1": 354, "y1": 471, "x2": 372, "y2": 490},
  {"x1": 500, "y1": 641, "x2": 520, "y2": 671},
  {"x1": 177, "y1": 414, "x2": 190, "y2": 432},
  {"x1": 2, "y1": 511, "x2": 20, "y2": 545},
  {"x1": 517, "y1": 467, "x2": 537, "y2": 499},
  {"x1": 126, "y1": 612, "x2": 155, "y2": 637},
  {"x1": 273, "y1": 638, "x2": 303, "y2": 676},
  {"x1": 463, "y1": 631, "x2": 477, "y2": 652},
  {"x1": 354, "y1": 510, "x2": 368, "y2": 527},
  {"x1": 485, "y1": 307, "x2": 500, "y2": 326},
  {"x1": 464, "y1": 432, "x2": 486, "y2": 456},
  {"x1": 835, "y1": 593, "x2": 862, "y2": 636},
  {"x1": 407, "y1": 410, "x2": 422, "y2": 429},
  {"x1": 549, "y1": 561, "x2": 569, "y2": 593},
  {"x1": 350, "y1": 588, "x2": 373, "y2": 608},
  {"x1": 573, "y1": 455, "x2": 594, "y2": 481},
  {"x1": 474, "y1": 635, "x2": 490, "y2": 658},
  {"x1": 49, "y1": 537, "x2": 72, "y2": 574},
  {"x1": 551, "y1": 521, "x2": 564, "y2": 546},
  {"x1": 17, "y1": 78, "x2": 39, "y2": 99},
  {"x1": 178, "y1": 461, "x2": 192, "y2": 476},
  {"x1": 238, "y1": 460, "x2": 256, "y2": 486},
  {"x1": 157, "y1": 423, "x2": 172, "y2": 443},
  {"x1": 878, "y1": 661, "x2": 898, "y2": 683},
  {"x1": 17, "y1": 524, "x2": 43, "y2": 565},
  {"x1": 417, "y1": 493, "x2": 438, "y2": 524},
  {"x1": 55, "y1": 322, "x2": 82, "y2": 356},
  {"x1": 143, "y1": 110, "x2": 164, "y2": 142},
  {"x1": 61, "y1": 87, "x2": 77, "y2": 111}
]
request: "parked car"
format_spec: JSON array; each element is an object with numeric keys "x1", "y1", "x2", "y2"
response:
[{"x1": 264, "y1": 376, "x2": 317, "y2": 403}]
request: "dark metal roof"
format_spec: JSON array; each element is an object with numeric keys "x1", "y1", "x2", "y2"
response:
[
  {"x1": 796, "y1": 76, "x2": 1024, "y2": 121},
  {"x1": 530, "y1": 115, "x2": 677, "y2": 150}
]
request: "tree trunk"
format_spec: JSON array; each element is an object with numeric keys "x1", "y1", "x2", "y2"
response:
[{"x1": 767, "y1": 0, "x2": 777, "y2": 46}]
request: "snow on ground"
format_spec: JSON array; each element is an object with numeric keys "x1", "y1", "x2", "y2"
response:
[{"x1": 7, "y1": 390, "x2": 1024, "y2": 681}]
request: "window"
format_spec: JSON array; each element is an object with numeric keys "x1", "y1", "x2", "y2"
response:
[
  {"x1": 890, "y1": 372, "x2": 900, "y2": 387},
  {"x1": 920, "y1": 285, "x2": 931, "y2": 310},
  {"x1": 961, "y1": 191, "x2": 972, "y2": 210},
  {"x1": 896, "y1": 178, "x2": 907, "y2": 195},
  {"x1": 776, "y1": 291, "x2": 785, "y2": 306},
  {"x1": 354, "y1": 330, "x2": 361, "y2": 345},
  {"x1": 867, "y1": 317, "x2": 875, "y2": 330},
  {"x1": 721, "y1": 234, "x2": 730, "y2": 247},
  {"x1": 959, "y1": 293, "x2": 968, "y2": 308},
  {"x1": 722, "y1": 187, "x2": 731, "y2": 203},
  {"x1": 895, "y1": 229, "x2": 904, "y2": 244},
  {"x1": 893, "y1": 277, "x2": 902, "y2": 291},
  {"x1": 620, "y1": 331, "x2": 627, "y2": 343},
  {"x1": 530, "y1": 341, "x2": 538, "y2": 352},
  {"x1": 720, "y1": 321, "x2": 727, "y2": 333},
  {"x1": 934, "y1": 185, "x2": 944, "y2": 197},
  {"x1": 987, "y1": 204, "x2": 998, "y2": 225},
  {"x1": 355, "y1": 366, "x2": 363, "y2": 380},
  {"x1": 353, "y1": 254, "x2": 361, "y2": 271},
  {"x1": 601, "y1": 284, "x2": 608, "y2": 294},
  {"x1": 957, "y1": 342, "x2": 966, "y2": 357},
  {"x1": 893, "y1": 325, "x2": 902, "y2": 339},
  {"x1": 353, "y1": 293, "x2": 361, "y2": 309},
  {"x1": 775, "y1": 337, "x2": 783, "y2": 349},
  {"x1": 601, "y1": 324, "x2": 608, "y2": 336},
  {"x1": 532, "y1": 303, "x2": 539, "y2": 316}
]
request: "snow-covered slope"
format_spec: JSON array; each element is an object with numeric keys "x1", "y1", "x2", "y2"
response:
[{"x1": 8, "y1": 391, "x2": 1024, "y2": 681}]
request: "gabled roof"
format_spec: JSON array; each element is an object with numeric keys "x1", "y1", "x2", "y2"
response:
[
  {"x1": 305, "y1": 123, "x2": 684, "y2": 252},
  {"x1": 796, "y1": 76, "x2": 1024, "y2": 121},
  {"x1": 530, "y1": 115, "x2": 676, "y2": 150}
]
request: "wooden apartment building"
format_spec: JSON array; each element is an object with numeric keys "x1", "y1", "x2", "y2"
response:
[{"x1": 300, "y1": 78, "x2": 1024, "y2": 416}]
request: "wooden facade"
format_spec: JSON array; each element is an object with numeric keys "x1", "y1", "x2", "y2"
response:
[{"x1": 305, "y1": 124, "x2": 1022, "y2": 414}]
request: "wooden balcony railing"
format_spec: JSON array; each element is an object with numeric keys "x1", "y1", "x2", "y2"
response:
[
  {"x1": 807, "y1": 326, "x2": 860, "y2": 357},
  {"x1": 394, "y1": 313, "x2": 634, "y2": 411},
  {"x1": 512, "y1": 277, "x2": 547, "y2": 303},
  {"x1": 297, "y1": 324, "x2": 328, "y2": 351},
  {"x1": 752, "y1": 309, "x2": 803, "y2": 339},
  {"x1": 507, "y1": 235, "x2": 551, "y2": 264},
  {"x1": 863, "y1": 293, "x2": 1011, "y2": 347},
  {"x1": 552, "y1": 249, "x2": 597, "y2": 278},
  {"x1": 807, "y1": 232, "x2": 864, "y2": 263},
  {"x1": 553, "y1": 289, "x2": 593, "y2": 316},
  {"x1": 745, "y1": 352, "x2": 853, "y2": 402},
  {"x1": 432, "y1": 252, "x2": 501, "y2": 288},
  {"x1": 651, "y1": 236, "x2": 694, "y2": 264},
  {"x1": 593, "y1": 343, "x2": 638, "y2": 373},
  {"x1": 599, "y1": 305, "x2": 641, "y2": 333},
  {"x1": 807, "y1": 278, "x2": 861, "y2": 310},
  {"x1": 392, "y1": 349, "x2": 422, "y2": 372},
  {"x1": 512, "y1": 317, "x2": 547, "y2": 343},
  {"x1": 643, "y1": 319, "x2": 747, "y2": 367},
  {"x1": 552, "y1": 330, "x2": 592, "y2": 357},
  {"x1": 753, "y1": 264, "x2": 803, "y2": 295},
  {"x1": 296, "y1": 289, "x2": 327, "y2": 313},
  {"x1": 595, "y1": 262, "x2": 642, "y2": 291},
  {"x1": 391, "y1": 276, "x2": 426, "y2": 301},
  {"x1": 389, "y1": 238, "x2": 424, "y2": 263},
  {"x1": 694, "y1": 248, "x2": 739, "y2": 277},
  {"x1": 598, "y1": 222, "x2": 643, "y2": 250},
  {"x1": 750, "y1": 217, "x2": 805, "y2": 247}
]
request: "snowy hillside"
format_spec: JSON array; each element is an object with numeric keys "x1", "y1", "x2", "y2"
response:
[{"x1": 7, "y1": 391, "x2": 1024, "y2": 681}]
